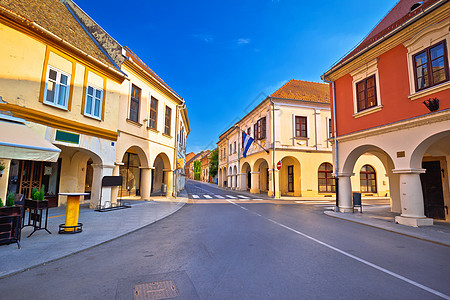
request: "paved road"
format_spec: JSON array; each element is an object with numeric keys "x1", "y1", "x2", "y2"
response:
[{"x1": 1, "y1": 179, "x2": 449, "y2": 299}]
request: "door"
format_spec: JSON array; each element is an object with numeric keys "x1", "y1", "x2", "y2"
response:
[
  {"x1": 19, "y1": 161, "x2": 43, "y2": 198},
  {"x1": 420, "y1": 161, "x2": 445, "y2": 220},
  {"x1": 288, "y1": 165, "x2": 294, "y2": 193},
  {"x1": 247, "y1": 171, "x2": 251, "y2": 190}
]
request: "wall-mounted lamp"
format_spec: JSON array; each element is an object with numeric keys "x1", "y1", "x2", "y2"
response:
[{"x1": 423, "y1": 97, "x2": 439, "y2": 112}]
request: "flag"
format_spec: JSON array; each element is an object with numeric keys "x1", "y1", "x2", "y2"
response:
[{"x1": 242, "y1": 132, "x2": 254, "y2": 158}]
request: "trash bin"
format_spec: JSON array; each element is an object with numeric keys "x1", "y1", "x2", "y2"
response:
[{"x1": 352, "y1": 192, "x2": 362, "y2": 213}]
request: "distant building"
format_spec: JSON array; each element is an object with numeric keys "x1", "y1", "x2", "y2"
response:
[
  {"x1": 217, "y1": 80, "x2": 388, "y2": 197},
  {"x1": 322, "y1": 0, "x2": 450, "y2": 226}
]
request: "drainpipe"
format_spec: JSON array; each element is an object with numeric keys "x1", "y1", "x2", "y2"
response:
[
  {"x1": 322, "y1": 78, "x2": 339, "y2": 211},
  {"x1": 270, "y1": 97, "x2": 276, "y2": 198}
]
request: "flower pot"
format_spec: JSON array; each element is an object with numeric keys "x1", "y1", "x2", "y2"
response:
[{"x1": 24, "y1": 199, "x2": 49, "y2": 210}]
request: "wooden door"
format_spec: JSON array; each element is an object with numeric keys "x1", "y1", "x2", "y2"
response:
[
  {"x1": 420, "y1": 161, "x2": 445, "y2": 220},
  {"x1": 288, "y1": 165, "x2": 294, "y2": 193}
]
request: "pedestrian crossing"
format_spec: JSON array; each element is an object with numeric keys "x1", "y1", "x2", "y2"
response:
[{"x1": 189, "y1": 193, "x2": 264, "y2": 201}]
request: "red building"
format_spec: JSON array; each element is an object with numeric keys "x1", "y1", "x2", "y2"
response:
[{"x1": 322, "y1": 0, "x2": 450, "y2": 226}]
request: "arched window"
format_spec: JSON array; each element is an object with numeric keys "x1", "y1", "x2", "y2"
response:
[
  {"x1": 360, "y1": 165, "x2": 377, "y2": 193},
  {"x1": 318, "y1": 163, "x2": 335, "y2": 193}
]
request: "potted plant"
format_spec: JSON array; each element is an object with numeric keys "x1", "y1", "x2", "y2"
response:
[
  {"x1": 0, "y1": 192, "x2": 22, "y2": 248},
  {"x1": 0, "y1": 162, "x2": 5, "y2": 177},
  {"x1": 25, "y1": 185, "x2": 48, "y2": 210}
]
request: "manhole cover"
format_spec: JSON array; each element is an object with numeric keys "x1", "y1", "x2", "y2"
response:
[{"x1": 133, "y1": 280, "x2": 179, "y2": 300}]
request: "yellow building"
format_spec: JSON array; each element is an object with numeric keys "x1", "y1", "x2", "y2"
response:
[
  {"x1": 0, "y1": 0, "x2": 190, "y2": 209},
  {"x1": 0, "y1": 0, "x2": 125, "y2": 208},
  {"x1": 114, "y1": 47, "x2": 190, "y2": 200},
  {"x1": 218, "y1": 80, "x2": 389, "y2": 198}
]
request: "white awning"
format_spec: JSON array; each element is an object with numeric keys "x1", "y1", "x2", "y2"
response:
[{"x1": 0, "y1": 119, "x2": 61, "y2": 162}]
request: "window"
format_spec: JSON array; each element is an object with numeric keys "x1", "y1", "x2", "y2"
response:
[
  {"x1": 356, "y1": 75, "x2": 377, "y2": 112},
  {"x1": 295, "y1": 116, "x2": 307, "y2": 138},
  {"x1": 230, "y1": 144, "x2": 232, "y2": 154},
  {"x1": 164, "y1": 106, "x2": 172, "y2": 136},
  {"x1": 413, "y1": 41, "x2": 449, "y2": 91},
  {"x1": 84, "y1": 85, "x2": 103, "y2": 119},
  {"x1": 360, "y1": 165, "x2": 377, "y2": 193},
  {"x1": 258, "y1": 117, "x2": 266, "y2": 140},
  {"x1": 247, "y1": 127, "x2": 251, "y2": 137},
  {"x1": 129, "y1": 85, "x2": 141, "y2": 123},
  {"x1": 44, "y1": 66, "x2": 70, "y2": 109},
  {"x1": 318, "y1": 163, "x2": 335, "y2": 193},
  {"x1": 234, "y1": 141, "x2": 236, "y2": 153},
  {"x1": 149, "y1": 97, "x2": 158, "y2": 130}
]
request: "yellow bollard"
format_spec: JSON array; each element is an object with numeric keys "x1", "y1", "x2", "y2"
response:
[{"x1": 64, "y1": 195, "x2": 81, "y2": 232}]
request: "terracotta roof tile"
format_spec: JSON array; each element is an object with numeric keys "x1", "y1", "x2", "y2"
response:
[
  {"x1": 335, "y1": 0, "x2": 440, "y2": 68},
  {"x1": 271, "y1": 79, "x2": 330, "y2": 103},
  {"x1": 0, "y1": 0, "x2": 115, "y2": 69},
  {"x1": 124, "y1": 47, "x2": 183, "y2": 101}
]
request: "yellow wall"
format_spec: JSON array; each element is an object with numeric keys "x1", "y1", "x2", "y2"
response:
[{"x1": 0, "y1": 22, "x2": 122, "y2": 136}]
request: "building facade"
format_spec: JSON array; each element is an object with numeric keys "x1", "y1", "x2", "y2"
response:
[
  {"x1": 218, "y1": 80, "x2": 389, "y2": 197},
  {"x1": 322, "y1": 0, "x2": 450, "y2": 226},
  {"x1": 0, "y1": 0, "x2": 190, "y2": 209}
]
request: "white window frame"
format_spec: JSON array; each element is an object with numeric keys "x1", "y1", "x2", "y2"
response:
[
  {"x1": 44, "y1": 65, "x2": 71, "y2": 110},
  {"x1": 84, "y1": 84, "x2": 103, "y2": 120},
  {"x1": 350, "y1": 59, "x2": 382, "y2": 118},
  {"x1": 404, "y1": 19, "x2": 450, "y2": 100}
]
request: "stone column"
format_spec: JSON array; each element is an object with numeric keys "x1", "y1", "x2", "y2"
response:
[
  {"x1": 393, "y1": 169, "x2": 433, "y2": 227},
  {"x1": 238, "y1": 173, "x2": 246, "y2": 191},
  {"x1": 140, "y1": 167, "x2": 153, "y2": 201},
  {"x1": 336, "y1": 173, "x2": 353, "y2": 212},
  {"x1": 164, "y1": 169, "x2": 174, "y2": 197},
  {"x1": 90, "y1": 164, "x2": 114, "y2": 209},
  {"x1": 227, "y1": 175, "x2": 232, "y2": 188},
  {"x1": 250, "y1": 172, "x2": 260, "y2": 194}
]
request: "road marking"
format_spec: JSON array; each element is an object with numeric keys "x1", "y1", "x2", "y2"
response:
[
  {"x1": 48, "y1": 214, "x2": 65, "y2": 219},
  {"x1": 226, "y1": 199, "x2": 450, "y2": 300},
  {"x1": 237, "y1": 195, "x2": 249, "y2": 199},
  {"x1": 252, "y1": 199, "x2": 264, "y2": 201},
  {"x1": 225, "y1": 195, "x2": 237, "y2": 199},
  {"x1": 192, "y1": 195, "x2": 199, "y2": 199},
  {"x1": 203, "y1": 195, "x2": 212, "y2": 199},
  {"x1": 214, "y1": 195, "x2": 224, "y2": 198}
]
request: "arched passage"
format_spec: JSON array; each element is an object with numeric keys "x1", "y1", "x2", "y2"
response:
[
  {"x1": 280, "y1": 156, "x2": 301, "y2": 196},
  {"x1": 241, "y1": 162, "x2": 251, "y2": 190},
  {"x1": 119, "y1": 146, "x2": 149, "y2": 198},
  {"x1": 152, "y1": 152, "x2": 172, "y2": 196},
  {"x1": 341, "y1": 145, "x2": 397, "y2": 212},
  {"x1": 252, "y1": 158, "x2": 269, "y2": 194},
  {"x1": 410, "y1": 130, "x2": 450, "y2": 221}
]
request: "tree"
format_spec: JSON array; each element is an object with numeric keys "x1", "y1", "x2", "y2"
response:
[
  {"x1": 193, "y1": 160, "x2": 201, "y2": 180},
  {"x1": 209, "y1": 148, "x2": 218, "y2": 178}
]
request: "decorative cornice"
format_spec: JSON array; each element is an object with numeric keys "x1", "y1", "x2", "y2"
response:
[
  {"x1": 337, "y1": 109, "x2": 450, "y2": 143},
  {"x1": 123, "y1": 60, "x2": 183, "y2": 105},
  {"x1": 0, "y1": 103, "x2": 118, "y2": 140}
]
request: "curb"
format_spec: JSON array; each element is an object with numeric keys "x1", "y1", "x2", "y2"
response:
[{"x1": 324, "y1": 211, "x2": 450, "y2": 247}]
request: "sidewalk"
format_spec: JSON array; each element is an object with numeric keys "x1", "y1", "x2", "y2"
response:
[
  {"x1": 0, "y1": 190, "x2": 188, "y2": 279},
  {"x1": 203, "y1": 181, "x2": 450, "y2": 247}
]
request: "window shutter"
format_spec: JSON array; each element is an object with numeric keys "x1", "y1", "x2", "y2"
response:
[
  {"x1": 254, "y1": 123, "x2": 258, "y2": 139},
  {"x1": 262, "y1": 117, "x2": 266, "y2": 139}
]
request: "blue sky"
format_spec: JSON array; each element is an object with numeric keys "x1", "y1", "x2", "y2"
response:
[{"x1": 74, "y1": 0, "x2": 398, "y2": 153}]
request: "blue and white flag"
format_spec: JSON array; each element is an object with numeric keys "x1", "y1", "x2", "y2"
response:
[{"x1": 242, "y1": 132, "x2": 254, "y2": 158}]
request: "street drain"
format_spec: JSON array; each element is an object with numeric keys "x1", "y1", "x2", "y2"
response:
[{"x1": 133, "y1": 280, "x2": 179, "y2": 300}]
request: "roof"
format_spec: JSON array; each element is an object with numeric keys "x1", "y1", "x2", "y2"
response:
[
  {"x1": 124, "y1": 47, "x2": 183, "y2": 101},
  {"x1": 0, "y1": 0, "x2": 116, "y2": 69},
  {"x1": 330, "y1": 0, "x2": 441, "y2": 71},
  {"x1": 271, "y1": 79, "x2": 330, "y2": 103}
]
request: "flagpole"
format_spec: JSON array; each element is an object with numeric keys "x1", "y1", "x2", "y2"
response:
[{"x1": 237, "y1": 127, "x2": 269, "y2": 154}]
